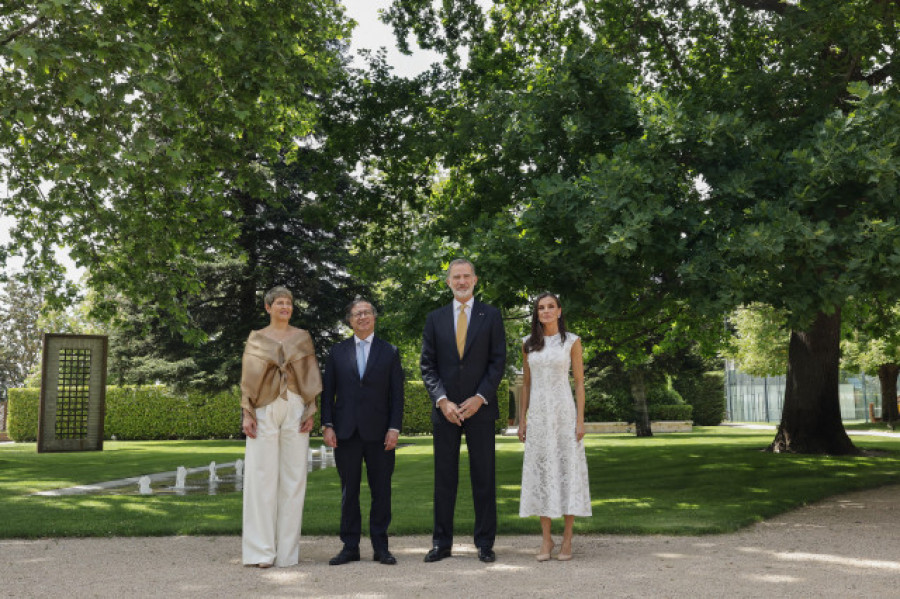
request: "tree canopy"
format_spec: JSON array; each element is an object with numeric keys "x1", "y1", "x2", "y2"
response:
[
  {"x1": 381, "y1": 0, "x2": 900, "y2": 451},
  {"x1": 1, "y1": 0, "x2": 351, "y2": 332}
]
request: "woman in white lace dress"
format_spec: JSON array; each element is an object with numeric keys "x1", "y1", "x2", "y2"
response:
[{"x1": 518, "y1": 292, "x2": 591, "y2": 561}]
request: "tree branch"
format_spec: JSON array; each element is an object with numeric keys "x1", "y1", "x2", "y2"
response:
[
  {"x1": 730, "y1": 0, "x2": 789, "y2": 15},
  {"x1": 651, "y1": 19, "x2": 687, "y2": 82},
  {"x1": 1, "y1": 16, "x2": 46, "y2": 47},
  {"x1": 864, "y1": 62, "x2": 896, "y2": 87}
]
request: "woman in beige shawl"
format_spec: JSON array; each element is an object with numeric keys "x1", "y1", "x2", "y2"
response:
[{"x1": 240, "y1": 286, "x2": 322, "y2": 568}]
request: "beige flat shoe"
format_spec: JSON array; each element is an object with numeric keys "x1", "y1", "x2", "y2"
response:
[
  {"x1": 556, "y1": 552, "x2": 572, "y2": 561},
  {"x1": 257, "y1": 562, "x2": 273, "y2": 569}
]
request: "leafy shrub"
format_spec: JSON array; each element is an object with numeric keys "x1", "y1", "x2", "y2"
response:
[
  {"x1": 6, "y1": 378, "x2": 510, "y2": 441},
  {"x1": 7, "y1": 388, "x2": 39, "y2": 442},
  {"x1": 647, "y1": 385, "x2": 685, "y2": 405},
  {"x1": 585, "y1": 369, "x2": 691, "y2": 422},
  {"x1": 648, "y1": 404, "x2": 693, "y2": 421},
  {"x1": 672, "y1": 371, "x2": 726, "y2": 426},
  {"x1": 583, "y1": 366, "x2": 633, "y2": 421}
]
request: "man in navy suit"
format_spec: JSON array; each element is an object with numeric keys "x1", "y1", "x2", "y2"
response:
[
  {"x1": 420, "y1": 259, "x2": 507, "y2": 563},
  {"x1": 322, "y1": 299, "x2": 405, "y2": 565}
]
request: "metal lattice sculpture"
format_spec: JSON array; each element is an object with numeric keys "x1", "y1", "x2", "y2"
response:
[{"x1": 38, "y1": 335, "x2": 108, "y2": 453}]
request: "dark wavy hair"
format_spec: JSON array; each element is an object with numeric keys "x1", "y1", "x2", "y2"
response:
[{"x1": 523, "y1": 292, "x2": 567, "y2": 353}]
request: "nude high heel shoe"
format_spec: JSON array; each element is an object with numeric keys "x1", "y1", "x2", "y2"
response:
[
  {"x1": 557, "y1": 540, "x2": 573, "y2": 561},
  {"x1": 536, "y1": 542, "x2": 555, "y2": 562}
]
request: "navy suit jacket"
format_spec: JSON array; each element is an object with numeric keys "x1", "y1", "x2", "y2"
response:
[
  {"x1": 420, "y1": 300, "x2": 506, "y2": 421},
  {"x1": 321, "y1": 336, "x2": 405, "y2": 442}
]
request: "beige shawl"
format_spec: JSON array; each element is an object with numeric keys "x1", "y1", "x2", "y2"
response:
[{"x1": 240, "y1": 329, "x2": 322, "y2": 422}]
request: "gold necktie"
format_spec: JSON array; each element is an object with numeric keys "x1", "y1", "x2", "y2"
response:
[{"x1": 456, "y1": 304, "x2": 468, "y2": 358}]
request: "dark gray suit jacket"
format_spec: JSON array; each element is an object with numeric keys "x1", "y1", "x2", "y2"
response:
[{"x1": 321, "y1": 336, "x2": 404, "y2": 442}]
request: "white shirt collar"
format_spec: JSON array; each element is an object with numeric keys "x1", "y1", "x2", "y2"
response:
[
  {"x1": 453, "y1": 298, "x2": 474, "y2": 312},
  {"x1": 354, "y1": 333, "x2": 375, "y2": 344}
]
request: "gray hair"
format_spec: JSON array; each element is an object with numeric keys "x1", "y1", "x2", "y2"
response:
[
  {"x1": 264, "y1": 286, "x2": 293, "y2": 307},
  {"x1": 344, "y1": 298, "x2": 378, "y2": 325},
  {"x1": 445, "y1": 258, "x2": 476, "y2": 278}
]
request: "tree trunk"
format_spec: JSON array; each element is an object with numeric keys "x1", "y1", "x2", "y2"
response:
[
  {"x1": 769, "y1": 309, "x2": 857, "y2": 454},
  {"x1": 630, "y1": 370, "x2": 653, "y2": 437},
  {"x1": 877, "y1": 363, "x2": 900, "y2": 426}
]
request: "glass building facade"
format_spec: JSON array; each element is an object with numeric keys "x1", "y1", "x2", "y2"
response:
[{"x1": 724, "y1": 361, "x2": 886, "y2": 423}]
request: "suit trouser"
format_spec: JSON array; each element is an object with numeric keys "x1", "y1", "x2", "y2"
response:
[
  {"x1": 334, "y1": 431, "x2": 395, "y2": 552},
  {"x1": 432, "y1": 413, "x2": 496, "y2": 549},
  {"x1": 242, "y1": 392, "x2": 309, "y2": 567}
]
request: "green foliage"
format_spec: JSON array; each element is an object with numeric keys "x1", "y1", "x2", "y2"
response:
[
  {"x1": 1, "y1": 0, "x2": 352, "y2": 332},
  {"x1": 673, "y1": 372, "x2": 726, "y2": 427},
  {"x1": 6, "y1": 388, "x2": 39, "y2": 442},
  {"x1": 402, "y1": 379, "x2": 510, "y2": 435},
  {"x1": 3, "y1": 430, "x2": 900, "y2": 537},
  {"x1": 0, "y1": 278, "x2": 42, "y2": 401},
  {"x1": 584, "y1": 365, "x2": 695, "y2": 422},
  {"x1": 103, "y1": 387, "x2": 241, "y2": 440},
  {"x1": 401, "y1": 381, "x2": 433, "y2": 435},
  {"x1": 362, "y1": 2, "x2": 727, "y2": 378},
  {"x1": 722, "y1": 304, "x2": 790, "y2": 378},
  {"x1": 647, "y1": 385, "x2": 684, "y2": 406},
  {"x1": 648, "y1": 404, "x2": 693, "y2": 421},
  {"x1": 842, "y1": 302, "x2": 900, "y2": 377},
  {"x1": 384, "y1": 0, "x2": 900, "y2": 451},
  {"x1": 7, "y1": 386, "x2": 241, "y2": 442},
  {"x1": 8, "y1": 379, "x2": 511, "y2": 441},
  {"x1": 583, "y1": 369, "x2": 633, "y2": 422},
  {"x1": 105, "y1": 159, "x2": 367, "y2": 392}
]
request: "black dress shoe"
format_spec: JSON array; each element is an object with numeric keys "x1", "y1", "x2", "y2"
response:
[
  {"x1": 423, "y1": 546, "x2": 452, "y2": 562},
  {"x1": 373, "y1": 550, "x2": 397, "y2": 565},
  {"x1": 477, "y1": 547, "x2": 496, "y2": 563},
  {"x1": 329, "y1": 547, "x2": 361, "y2": 565}
]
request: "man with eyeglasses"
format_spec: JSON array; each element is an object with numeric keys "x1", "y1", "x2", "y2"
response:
[{"x1": 321, "y1": 299, "x2": 405, "y2": 566}]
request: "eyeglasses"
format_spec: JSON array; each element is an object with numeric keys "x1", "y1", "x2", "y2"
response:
[{"x1": 351, "y1": 310, "x2": 374, "y2": 319}]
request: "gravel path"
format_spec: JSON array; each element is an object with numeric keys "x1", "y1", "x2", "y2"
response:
[{"x1": 3, "y1": 483, "x2": 899, "y2": 598}]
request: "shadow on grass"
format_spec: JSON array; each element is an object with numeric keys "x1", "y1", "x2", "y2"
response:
[{"x1": 2, "y1": 431, "x2": 900, "y2": 538}]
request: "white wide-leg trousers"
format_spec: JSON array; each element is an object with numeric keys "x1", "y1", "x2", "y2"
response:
[{"x1": 242, "y1": 391, "x2": 309, "y2": 567}]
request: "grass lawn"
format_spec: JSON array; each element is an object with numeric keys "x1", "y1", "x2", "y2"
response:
[
  {"x1": 1, "y1": 427, "x2": 899, "y2": 538},
  {"x1": 844, "y1": 421, "x2": 899, "y2": 432}
]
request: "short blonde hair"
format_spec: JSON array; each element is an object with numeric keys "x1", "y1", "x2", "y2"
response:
[{"x1": 264, "y1": 286, "x2": 293, "y2": 307}]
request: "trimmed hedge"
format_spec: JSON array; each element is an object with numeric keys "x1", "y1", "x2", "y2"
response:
[
  {"x1": 648, "y1": 403, "x2": 693, "y2": 421},
  {"x1": 6, "y1": 378, "x2": 511, "y2": 441},
  {"x1": 7, "y1": 388, "x2": 39, "y2": 442},
  {"x1": 104, "y1": 387, "x2": 241, "y2": 440},
  {"x1": 647, "y1": 385, "x2": 685, "y2": 405},
  {"x1": 401, "y1": 379, "x2": 510, "y2": 435},
  {"x1": 672, "y1": 371, "x2": 726, "y2": 426},
  {"x1": 7, "y1": 386, "x2": 242, "y2": 442}
]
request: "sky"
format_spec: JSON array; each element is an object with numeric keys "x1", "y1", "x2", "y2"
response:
[
  {"x1": 343, "y1": 0, "x2": 443, "y2": 76},
  {"x1": 0, "y1": 1, "x2": 443, "y2": 281}
]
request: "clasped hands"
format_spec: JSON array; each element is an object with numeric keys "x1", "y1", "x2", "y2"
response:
[
  {"x1": 241, "y1": 412, "x2": 315, "y2": 439},
  {"x1": 440, "y1": 396, "x2": 482, "y2": 426}
]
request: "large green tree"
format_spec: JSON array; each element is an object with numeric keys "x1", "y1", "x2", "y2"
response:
[
  {"x1": 1, "y1": 0, "x2": 350, "y2": 332},
  {"x1": 377, "y1": 1, "x2": 725, "y2": 436},
  {"x1": 386, "y1": 0, "x2": 900, "y2": 453},
  {"x1": 107, "y1": 150, "x2": 365, "y2": 390},
  {"x1": 0, "y1": 278, "x2": 42, "y2": 401},
  {"x1": 723, "y1": 304, "x2": 790, "y2": 378}
]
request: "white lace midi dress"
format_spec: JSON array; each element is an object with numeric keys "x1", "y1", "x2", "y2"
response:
[{"x1": 519, "y1": 333, "x2": 592, "y2": 518}]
